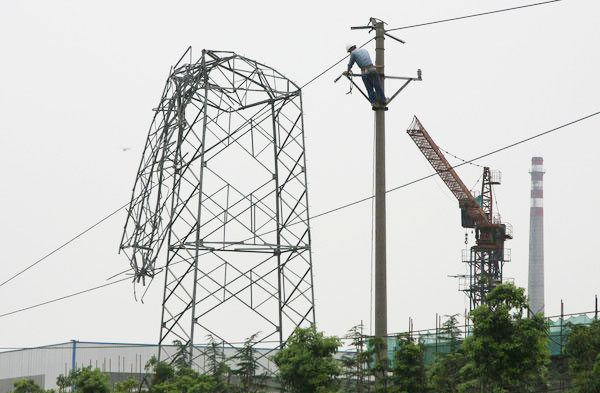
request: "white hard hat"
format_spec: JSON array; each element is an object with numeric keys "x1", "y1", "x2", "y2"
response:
[{"x1": 346, "y1": 44, "x2": 356, "y2": 52}]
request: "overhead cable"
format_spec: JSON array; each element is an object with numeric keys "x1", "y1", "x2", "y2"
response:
[
  {"x1": 301, "y1": 0, "x2": 562, "y2": 88},
  {"x1": 301, "y1": 38, "x2": 374, "y2": 89},
  {"x1": 387, "y1": 0, "x2": 562, "y2": 32},
  {"x1": 0, "y1": 277, "x2": 131, "y2": 319},
  {"x1": 314, "y1": 110, "x2": 600, "y2": 219},
  {"x1": 0, "y1": 203, "x2": 128, "y2": 289},
  {"x1": 1, "y1": 110, "x2": 598, "y2": 320},
  {"x1": 1, "y1": 0, "x2": 565, "y2": 289}
]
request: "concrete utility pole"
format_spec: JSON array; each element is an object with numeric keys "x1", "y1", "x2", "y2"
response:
[
  {"x1": 373, "y1": 20, "x2": 388, "y2": 361},
  {"x1": 344, "y1": 16, "x2": 421, "y2": 377}
]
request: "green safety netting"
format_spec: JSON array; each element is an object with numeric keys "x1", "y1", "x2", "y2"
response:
[
  {"x1": 369, "y1": 313, "x2": 597, "y2": 366},
  {"x1": 547, "y1": 314, "x2": 595, "y2": 356}
]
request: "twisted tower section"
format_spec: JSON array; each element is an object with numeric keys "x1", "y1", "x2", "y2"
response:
[{"x1": 120, "y1": 48, "x2": 315, "y2": 366}]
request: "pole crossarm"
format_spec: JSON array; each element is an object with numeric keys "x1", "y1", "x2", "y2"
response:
[
  {"x1": 386, "y1": 70, "x2": 422, "y2": 105},
  {"x1": 335, "y1": 71, "x2": 422, "y2": 106},
  {"x1": 338, "y1": 74, "x2": 371, "y2": 101}
]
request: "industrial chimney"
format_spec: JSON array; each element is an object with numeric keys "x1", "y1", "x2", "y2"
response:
[{"x1": 528, "y1": 157, "x2": 545, "y2": 315}]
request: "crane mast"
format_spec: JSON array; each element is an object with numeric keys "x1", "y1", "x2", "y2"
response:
[{"x1": 407, "y1": 116, "x2": 512, "y2": 310}]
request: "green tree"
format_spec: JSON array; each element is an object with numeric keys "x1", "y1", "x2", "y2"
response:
[
  {"x1": 152, "y1": 367, "x2": 217, "y2": 393},
  {"x1": 172, "y1": 339, "x2": 192, "y2": 370},
  {"x1": 428, "y1": 350, "x2": 468, "y2": 393},
  {"x1": 272, "y1": 325, "x2": 341, "y2": 393},
  {"x1": 113, "y1": 377, "x2": 139, "y2": 393},
  {"x1": 72, "y1": 367, "x2": 111, "y2": 393},
  {"x1": 564, "y1": 319, "x2": 600, "y2": 392},
  {"x1": 10, "y1": 379, "x2": 44, "y2": 393},
  {"x1": 428, "y1": 315, "x2": 467, "y2": 393},
  {"x1": 341, "y1": 323, "x2": 370, "y2": 393},
  {"x1": 145, "y1": 356, "x2": 218, "y2": 393},
  {"x1": 439, "y1": 314, "x2": 462, "y2": 353},
  {"x1": 231, "y1": 332, "x2": 263, "y2": 392},
  {"x1": 367, "y1": 336, "x2": 391, "y2": 393},
  {"x1": 145, "y1": 356, "x2": 175, "y2": 386},
  {"x1": 204, "y1": 335, "x2": 231, "y2": 392},
  {"x1": 390, "y1": 334, "x2": 426, "y2": 393},
  {"x1": 460, "y1": 283, "x2": 550, "y2": 393},
  {"x1": 55, "y1": 374, "x2": 71, "y2": 393}
]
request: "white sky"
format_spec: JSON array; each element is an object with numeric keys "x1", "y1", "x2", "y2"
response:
[{"x1": 1, "y1": 0, "x2": 599, "y2": 349}]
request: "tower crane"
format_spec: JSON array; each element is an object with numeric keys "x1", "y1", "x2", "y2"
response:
[{"x1": 406, "y1": 116, "x2": 512, "y2": 311}]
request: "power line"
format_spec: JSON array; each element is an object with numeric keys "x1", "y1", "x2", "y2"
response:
[
  {"x1": 315, "y1": 110, "x2": 600, "y2": 219},
  {"x1": 0, "y1": 277, "x2": 131, "y2": 319},
  {"x1": 98, "y1": 109, "x2": 600, "y2": 280},
  {"x1": 2, "y1": 110, "x2": 598, "y2": 320},
  {"x1": 387, "y1": 0, "x2": 562, "y2": 32},
  {"x1": 0, "y1": 0, "x2": 572, "y2": 311},
  {"x1": 301, "y1": 0, "x2": 562, "y2": 89},
  {"x1": 301, "y1": 38, "x2": 374, "y2": 89},
  {"x1": 0, "y1": 203, "x2": 128, "y2": 290},
  {"x1": 0, "y1": 0, "x2": 565, "y2": 291}
]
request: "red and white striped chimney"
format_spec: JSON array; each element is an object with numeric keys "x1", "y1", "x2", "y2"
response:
[{"x1": 528, "y1": 157, "x2": 545, "y2": 315}]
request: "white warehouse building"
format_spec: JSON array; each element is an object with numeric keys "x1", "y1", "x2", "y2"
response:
[{"x1": 0, "y1": 341, "x2": 279, "y2": 393}]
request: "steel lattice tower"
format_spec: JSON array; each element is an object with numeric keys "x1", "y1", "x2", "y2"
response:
[{"x1": 119, "y1": 48, "x2": 315, "y2": 365}]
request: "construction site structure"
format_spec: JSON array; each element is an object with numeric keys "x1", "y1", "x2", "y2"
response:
[
  {"x1": 528, "y1": 156, "x2": 545, "y2": 315},
  {"x1": 407, "y1": 116, "x2": 512, "y2": 311},
  {"x1": 119, "y1": 48, "x2": 315, "y2": 368}
]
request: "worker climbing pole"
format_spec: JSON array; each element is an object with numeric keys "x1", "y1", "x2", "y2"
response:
[{"x1": 336, "y1": 17, "x2": 422, "y2": 376}]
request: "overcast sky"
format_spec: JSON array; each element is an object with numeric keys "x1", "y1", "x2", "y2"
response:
[{"x1": 1, "y1": 0, "x2": 599, "y2": 349}]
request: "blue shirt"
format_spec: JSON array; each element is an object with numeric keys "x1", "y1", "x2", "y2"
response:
[{"x1": 347, "y1": 48, "x2": 374, "y2": 74}]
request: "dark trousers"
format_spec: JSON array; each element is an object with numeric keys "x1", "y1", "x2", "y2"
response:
[{"x1": 362, "y1": 71, "x2": 386, "y2": 104}]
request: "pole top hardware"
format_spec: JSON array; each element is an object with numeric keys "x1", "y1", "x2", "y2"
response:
[
  {"x1": 351, "y1": 17, "x2": 383, "y2": 30},
  {"x1": 351, "y1": 18, "x2": 405, "y2": 44},
  {"x1": 340, "y1": 17, "x2": 421, "y2": 108},
  {"x1": 369, "y1": 17, "x2": 387, "y2": 25}
]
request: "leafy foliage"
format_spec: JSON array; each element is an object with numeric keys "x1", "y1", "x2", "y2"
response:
[
  {"x1": 26, "y1": 288, "x2": 593, "y2": 393},
  {"x1": 172, "y1": 339, "x2": 191, "y2": 370},
  {"x1": 341, "y1": 323, "x2": 370, "y2": 393},
  {"x1": 390, "y1": 334, "x2": 427, "y2": 393},
  {"x1": 113, "y1": 377, "x2": 138, "y2": 393},
  {"x1": 73, "y1": 367, "x2": 111, "y2": 393},
  {"x1": 230, "y1": 332, "x2": 267, "y2": 392},
  {"x1": 203, "y1": 335, "x2": 231, "y2": 392},
  {"x1": 272, "y1": 325, "x2": 341, "y2": 393},
  {"x1": 427, "y1": 315, "x2": 467, "y2": 393},
  {"x1": 10, "y1": 379, "x2": 45, "y2": 393},
  {"x1": 428, "y1": 350, "x2": 468, "y2": 393},
  {"x1": 564, "y1": 319, "x2": 600, "y2": 392},
  {"x1": 365, "y1": 336, "x2": 391, "y2": 393},
  {"x1": 460, "y1": 283, "x2": 550, "y2": 393},
  {"x1": 439, "y1": 314, "x2": 462, "y2": 353},
  {"x1": 55, "y1": 374, "x2": 72, "y2": 393},
  {"x1": 151, "y1": 366, "x2": 217, "y2": 393},
  {"x1": 145, "y1": 356, "x2": 175, "y2": 386}
]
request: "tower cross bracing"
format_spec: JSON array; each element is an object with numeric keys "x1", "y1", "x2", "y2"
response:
[{"x1": 120, "y1": 48, "x2": 315, "y2": 366}]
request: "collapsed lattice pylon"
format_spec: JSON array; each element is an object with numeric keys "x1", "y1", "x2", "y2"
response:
[{"x1": 120, "y1": 48, "x2": 315, "y2": 368}]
